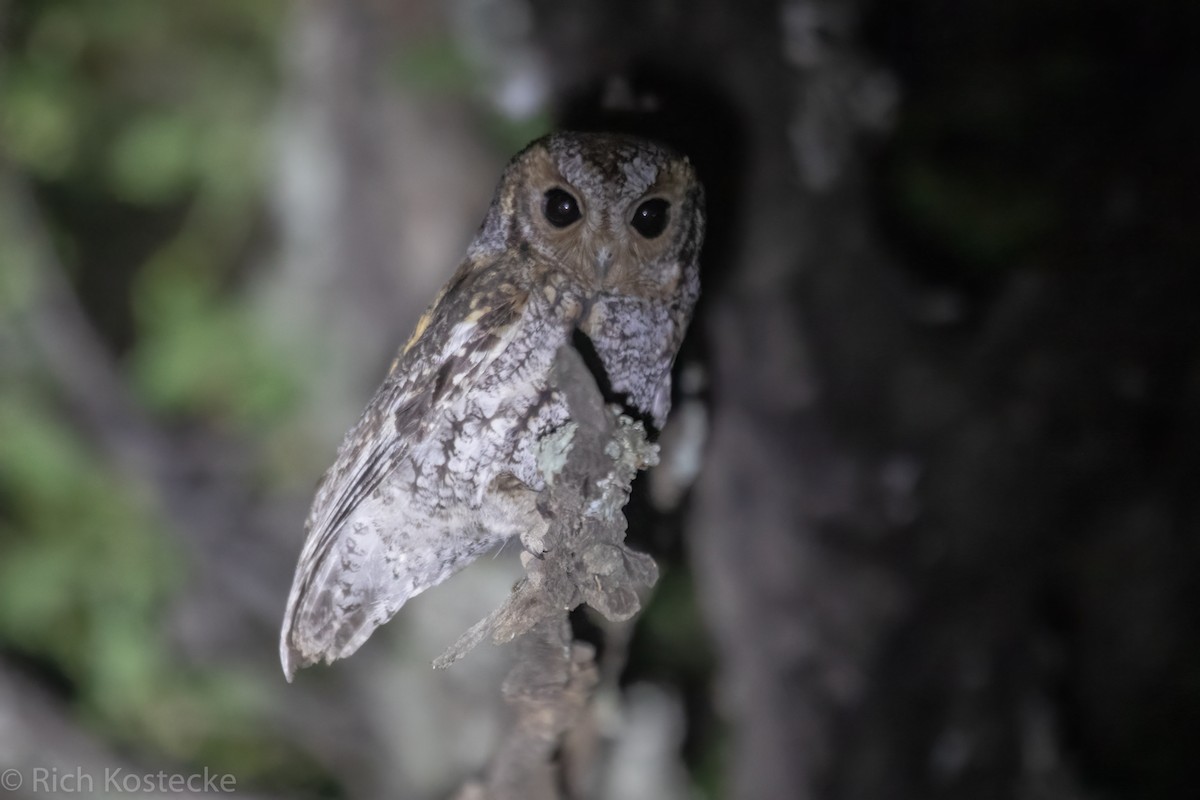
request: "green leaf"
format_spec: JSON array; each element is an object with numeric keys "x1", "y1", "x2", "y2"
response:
[
  {"x1": 0, "y1": 68, "x2": 82, "y2": 177},
  {"x1": 107, "y1": 113, "x2": 198, "y2": 203}
]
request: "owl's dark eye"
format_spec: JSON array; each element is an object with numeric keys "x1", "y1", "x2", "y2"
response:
[
  {"x1": 631, "y1": 198, "x2": 670, "y2": 239},
  {"x1": 543, "y1": 188, "x2": 582, "y2": 228}
]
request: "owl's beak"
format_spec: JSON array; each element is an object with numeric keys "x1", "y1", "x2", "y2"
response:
[{"x1": 595, "y1": 246, "x2": 614, "y2": 280}]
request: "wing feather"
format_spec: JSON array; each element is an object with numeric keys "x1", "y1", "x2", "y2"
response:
[{"x1": 281, "y1": 264, "x2": 532, "y2": 678}]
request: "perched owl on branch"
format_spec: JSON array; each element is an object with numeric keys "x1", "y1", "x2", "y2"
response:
[{"x1": 280, "y1": 131, "x2": 705, "y2": 680}]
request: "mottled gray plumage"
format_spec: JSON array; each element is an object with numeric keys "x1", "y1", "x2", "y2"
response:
[{"x1": 280, "y1": 131, "x2": 704, "y2": 680}]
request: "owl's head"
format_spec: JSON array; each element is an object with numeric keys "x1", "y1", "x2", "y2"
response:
[
  {"x1": 473, "y1": 131, "x2": 705, "y2": 428},
  {"x1": 475, "y1": 131, "x2": 704, "y2": 305}
]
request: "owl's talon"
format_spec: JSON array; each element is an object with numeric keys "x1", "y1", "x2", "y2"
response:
[{"x1": 520, "y1": 521, "x2": 549, "y2": 558}]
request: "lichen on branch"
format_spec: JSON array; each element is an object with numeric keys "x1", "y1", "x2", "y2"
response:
[{"x1": 433, "y1": 343, "x2": 660, "y2": 669}]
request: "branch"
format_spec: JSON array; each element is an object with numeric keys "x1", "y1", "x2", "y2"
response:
[
  {"x1": 443, "y1": 344, "x2": 660, "y2": 800},
  {"x1": 434, "y1": 343, "x2": 660, "y2": 668}
]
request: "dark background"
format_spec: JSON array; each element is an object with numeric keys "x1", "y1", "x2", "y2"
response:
[{"x1": 1, "y1": 1, "x2": 1196, "y2": 798}]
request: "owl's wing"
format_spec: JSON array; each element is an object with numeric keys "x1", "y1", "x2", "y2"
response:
[{"x1": 280, "y1": 264, "x2": 537, "y2": 679}]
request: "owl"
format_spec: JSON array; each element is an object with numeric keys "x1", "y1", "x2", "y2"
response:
[{"x1": 280, "y1": 131, "x2": 704, "y2": 680}]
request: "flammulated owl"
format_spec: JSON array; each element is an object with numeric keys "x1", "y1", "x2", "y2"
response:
[{"x1": 280, "y1": 132, "x2": 704, "y2": 679}]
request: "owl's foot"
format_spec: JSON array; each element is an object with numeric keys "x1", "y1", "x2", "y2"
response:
[
  {"x1": 483, "y1": 473, "x2": 550, "y2": 557},
  {"x1": 519, "y1": 524, "x2": 549, "y2": 558}
]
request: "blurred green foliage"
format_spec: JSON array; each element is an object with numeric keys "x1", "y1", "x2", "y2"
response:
[
  {"x1": 0, "y1": 376, "x2": 320, "y2": 783},
  {"x1": 129, "y1": 246, "x2": 297, "y2": 426},
  {"x1": 0, "y1": 2, "x2": 559, "y2": 792},
  {"x1": 0, "y1": 0, "x2": 322, "y2": 790}
]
